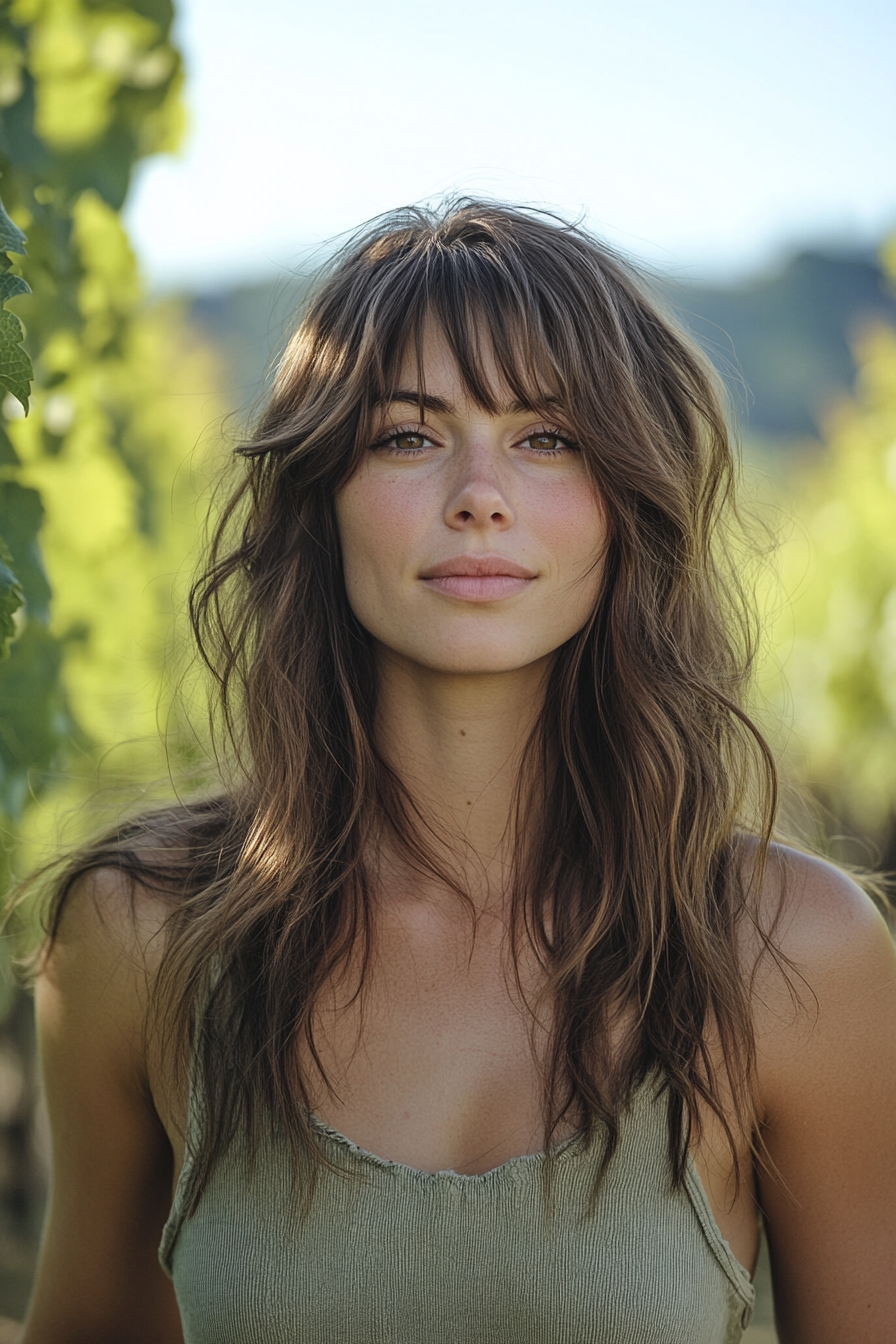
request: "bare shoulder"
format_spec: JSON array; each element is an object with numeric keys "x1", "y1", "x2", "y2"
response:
[
  {"x1": 51, "y1": 861, "x2": 174, "y2": 959},
  {"x1": 747, "y1": 842, "x2": 895, "y2": 1086},
  {"x1": 759, "y1": 841, "x2": 890, "y2": 952},
  {"x1": 42, "y1": 802, "x2": 212, "y2": 1044},
  {"x1": 39, "y1": 864, "x2": 176, "y2": 1110},
  {"x1": 747, "y1": 843, "x2": 896, "y2": 1342},
  {"x1": 27, "y1": 863, "x2": 187, "y2": 1342},
  {"x1": 750, "y1": 844, "x2": 892, "y2": 1020}
]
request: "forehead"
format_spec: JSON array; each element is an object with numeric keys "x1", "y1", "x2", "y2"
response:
[
  {"x1": 397, "y1": 322, "x2": 495, "y2": 394},
  {"x1": 386, "y1": 316, "x2": 560, "y2": 416}
]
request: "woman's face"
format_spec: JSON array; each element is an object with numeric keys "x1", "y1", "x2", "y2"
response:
[{"x1": 334, "y1": 322, "x2": 607, "y2": 677}]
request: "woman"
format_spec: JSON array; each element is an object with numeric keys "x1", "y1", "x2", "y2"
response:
[{"x1": 20, "y1": 201, "x2": 896, "y2": 1343}]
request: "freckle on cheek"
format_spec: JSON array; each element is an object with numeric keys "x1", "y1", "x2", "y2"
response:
[{"x1": 366, "y1": 483, "x2": 423, "y2": 547}]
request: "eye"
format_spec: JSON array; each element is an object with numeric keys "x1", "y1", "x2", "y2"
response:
[
  {"x1": 520, "y1": 429, "x2": 578, "y2": 456},
  {"x1": 392, "y1": 431, "x2": 429, "y2": 453},
  {"x1": 370, "y1": 428, "x2": 435, "y2": 456}
]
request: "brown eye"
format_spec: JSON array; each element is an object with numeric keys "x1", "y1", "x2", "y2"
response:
[
  {"x1": 393, "y1": 432, "x2": 427, "y2": 451},
  {"x1": 529, "y1": 433, "x2": 560, "y2": 452},
  {"x1": 521, "y1": 429, "x2": 578, "y2": 455}
]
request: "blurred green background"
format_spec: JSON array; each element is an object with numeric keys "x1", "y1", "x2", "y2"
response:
[{"x1": 1, "y1": 1, "x2": 895, "y2": 1337}]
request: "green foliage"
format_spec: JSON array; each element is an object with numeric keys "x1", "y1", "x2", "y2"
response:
[
  {"x1": 761, "y1": 240, "x2": 896, "y2": 845},
  {"x1": 0, "y1": 2, "x2": 225, "y2": 950},
  {"x1": 0, "y1": 0, "x2": 183, "y2": 209},
  {"x1": 0, "y1": 191, "x2": 34, "y2": 665},
  {"x1": 0, "y1": 194, "x2": 33, "y2": 413},
  {"x1": 0, "y1": 537, "x2": 24, "y2": 655}
]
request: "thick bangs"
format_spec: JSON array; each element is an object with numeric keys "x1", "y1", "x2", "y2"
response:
[
  {"x1": 268, "y1": 198, "x2": 724, "y2": 535},
  {"x1": 343, "y1": 220, "x2": 586, "y2": 455},
  {"x1": 411, "y1": 250, "x2": 568, "y2": 419}
]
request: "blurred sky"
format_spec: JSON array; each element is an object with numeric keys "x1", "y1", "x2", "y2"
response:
[{"x1": 125, "y1": 0, "x2": 896, "y2": 290}]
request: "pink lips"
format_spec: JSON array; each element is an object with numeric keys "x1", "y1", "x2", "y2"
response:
[{"x1": 419, "y1": 554, "x2": 537, "y2": 601}]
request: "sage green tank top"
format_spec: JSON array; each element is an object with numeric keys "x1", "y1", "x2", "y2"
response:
[{"x1": 159, "y1": 1077, "x2": 754, "y2": 1343}]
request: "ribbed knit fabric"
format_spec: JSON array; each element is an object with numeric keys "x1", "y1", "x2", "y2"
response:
[{"x1": 160, "y1": 1075, "x2": 754, "y2": 1343}]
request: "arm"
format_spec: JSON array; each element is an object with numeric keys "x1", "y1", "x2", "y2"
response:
[
  {"x1": 22, "y1": 871, "x2": 184, "y2": 1344},
  {"x1": 756, "y1": 851, "x2": 896, "y2": 1344}
]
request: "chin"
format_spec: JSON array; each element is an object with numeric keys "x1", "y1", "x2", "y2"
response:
[{"x1": 389, "y1": 636, "x2": 556, "y2": 678}]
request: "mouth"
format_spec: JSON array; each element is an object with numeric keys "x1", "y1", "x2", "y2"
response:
[{"x1": 419, "y1": 554, "x2": 537, "y2": 602}]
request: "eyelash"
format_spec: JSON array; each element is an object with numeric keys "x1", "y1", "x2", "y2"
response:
[
  {"x1": 369, "y1": 424, "x2": 580, "y2": 457},
  {"x1": 368, "y1": 426, "x2": 433, "y2": 457},
  {"x1": 524, "y1": 426, "x2": 580, "y2": 457}
]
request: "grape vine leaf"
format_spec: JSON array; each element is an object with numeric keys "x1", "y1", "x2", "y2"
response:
[
  {"x1": 0, "y1": 538, "x2": 24, "y2": 658},
  {"x1": 0, "y1": 309, "x2": 31, "y2": 412},
  {"x1": 0, "y1": 199, "x2": 26, "y2": 256},
  {"x1": 0, "y1": 194, "x2": 32, "y2": 413},
  {"x1": 0, "y1": 272, "x2": 30, "y2": 303},
  {"x1": 0, "y1": 483, "x2": 51, "y2": 624}
]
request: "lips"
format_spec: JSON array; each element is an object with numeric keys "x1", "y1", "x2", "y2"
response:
[
  {"x1": 419, "y1": 555, "x2": 536, "y2": 580},
  {"x1": 419, "y1": 554, "x2": 537, "y2": 601}
]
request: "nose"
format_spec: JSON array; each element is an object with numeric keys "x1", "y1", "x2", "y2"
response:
[{"x1": 444, "y1": 441, "x2": 515, "y2": 532}]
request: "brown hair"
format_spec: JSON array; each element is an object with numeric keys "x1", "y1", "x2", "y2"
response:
[{"x1": 42, "y1": 199, "x2": 778, "y2": 1208}]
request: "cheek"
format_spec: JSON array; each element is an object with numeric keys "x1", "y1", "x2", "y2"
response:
[
  {"x1": 334, "y1": 470, "x2": 428, "y2": 603},
  {"x1": 530, "y1": 478, "x2": 607, "y2": 577}
]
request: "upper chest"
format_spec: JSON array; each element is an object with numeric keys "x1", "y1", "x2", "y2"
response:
[
  {"x1": 303, "y1": 903, "x2": 552, "y2": 1172},
  {"x1": 156, "y1": 901, "x2": 760, "y2": 1276}
]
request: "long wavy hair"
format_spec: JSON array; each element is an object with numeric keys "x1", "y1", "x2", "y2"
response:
[{"x1": 42, "y1": 199, "x2": 778, "y2": 1210}]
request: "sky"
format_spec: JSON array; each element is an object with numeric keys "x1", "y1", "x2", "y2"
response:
[{"x1": 125, "y1": 0, "x2": 896, "y2": 290}]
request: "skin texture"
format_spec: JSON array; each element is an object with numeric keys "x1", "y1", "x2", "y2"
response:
[
  {"x1": 21, "y1": 328, "x2": 896, "y2": 1343},
  {"x1": 333, "y1": 323, "x2": 606, "y2": 871},
  {"x1": 25, "y1": 877, "x2": 184, "y2": 1344},
  {"x1": 335, "y1": 329, "x2": 606, "y2": 679}
]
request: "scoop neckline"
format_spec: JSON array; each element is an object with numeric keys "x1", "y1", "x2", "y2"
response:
[
  {"x1": 305, "y1": 1111, "x2": 588, "y2": 1183},
  {"x1": 305, "y1": 1111, "x2": 754, "y2": 1300}
]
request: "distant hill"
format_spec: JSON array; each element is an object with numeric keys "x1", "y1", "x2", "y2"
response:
[
  {"x1": 664, "y1": 249, "x2": 896, "y2": 438},
  {"x1": 184, "y1": 245, "x2": 896, "y2": 442},
  {"x1": 188, "y1": 274, "x2": 311, "y2": 415}
]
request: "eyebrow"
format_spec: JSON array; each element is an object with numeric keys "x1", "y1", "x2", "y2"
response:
[{"x1": 376, "y1": 389, "x2": 562, "y2": 417}]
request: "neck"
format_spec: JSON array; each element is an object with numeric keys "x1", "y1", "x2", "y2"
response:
[{"x1": 371, "y1": 648, "x2": 551, "y2": 911}]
